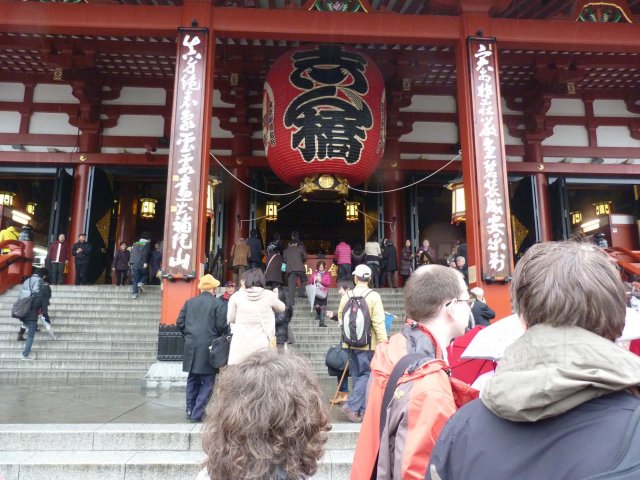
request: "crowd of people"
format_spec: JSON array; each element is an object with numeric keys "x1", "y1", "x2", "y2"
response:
[{"x1": 175, "y1": 238, "x2": 640, "y2": 480}]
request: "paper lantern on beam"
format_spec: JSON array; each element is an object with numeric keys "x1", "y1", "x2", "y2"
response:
[
  {"x1": 265, "y1": 201, "x2": 279, "y2": 222},
  {"x1": 345, "y1": 201, "x2": 359, "y2": 222},
  {"x1": 26, "y1": 202, "x2": 37, "y2": 216},
  {"x1": 0, "y1": 192, "x2": 15, "y2": 207},
  {"x1": 263, "y1": 44, "x2": 386, "y2": 200},
  {"x1": 446, "y1": 179, "x2": 466, "y2": 224},
  {"x1": 140, "y1": 198, "x2": 157, "y2": 219}
]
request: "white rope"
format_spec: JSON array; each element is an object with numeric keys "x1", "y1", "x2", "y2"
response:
[
  {"x1": 348, "y1": 152, "x2": 462, "y2": 194},
  {"x1": 239, "y1": 195, "x2": 301, "y2": 223},
  {"x1": 210, "y1": 153, "x2": 302, "y2": 197}
]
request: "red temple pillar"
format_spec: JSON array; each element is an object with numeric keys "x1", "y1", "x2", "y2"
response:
[
  {"x1": 115, "y1": 181, "x2": 138, "y2": 247},
  {"x1": 525, "y1": 141, "x2": 552, "y2": 241},
  {"x1": 223, "y1": 166, "x2": 250, "y2": 280},
  {"x1": 383, "y1": 169, "x2": 405, "y2": 285},
  {"x1": 160, "y1": 9, "x2": 215, "y2": 326},
  {"x1": 67, "y1": 162, "x2": 91, "y2": 285},
  {"x1": 456, "y1": 20, "x2": 514, "y2": 319}
]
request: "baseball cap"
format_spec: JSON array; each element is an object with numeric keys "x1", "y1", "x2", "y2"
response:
[{"x1": 353, "y1": 264, "x2": 372, "y2": 280}]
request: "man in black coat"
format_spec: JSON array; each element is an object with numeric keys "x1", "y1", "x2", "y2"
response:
[
  {"x1": 382, "y1": 239, "x2": 398, "y2": 288},
  {"x1": 469, "y1": 287, "x2": 495, "y2": 327},
  {"x1": 177, "y1": 274, "x2": 227, "y2": 423},
  {"x1": 72, "y1": 233, "x2": 92, "y2": 285},
  {"x1": 246, "y1": 229, "x2": 263, "y2": 270}
]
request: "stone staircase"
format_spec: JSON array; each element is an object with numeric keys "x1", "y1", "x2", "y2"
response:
[
  {"x1": 0, "y1": 285, "x2": 161, "y2": 382},
  {"x1": 289, "y1": 288, "x2": 406, "y2": 377},
  {"x1": 0, "y1": 423, "x2": 358, "y2": 479}
]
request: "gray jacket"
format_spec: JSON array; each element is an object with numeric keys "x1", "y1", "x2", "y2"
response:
[{"x1": 283, "y1": 242, "x2": 306, "y2": 273}]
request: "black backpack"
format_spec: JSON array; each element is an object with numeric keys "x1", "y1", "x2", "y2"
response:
[{"x1": 341, "y1": 290, "x2": 373, "y2": 348}]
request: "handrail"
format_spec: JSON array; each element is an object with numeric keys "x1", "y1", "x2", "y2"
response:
[{"x1": 605, "y1": 247, "x2": 640, "y2": 279}]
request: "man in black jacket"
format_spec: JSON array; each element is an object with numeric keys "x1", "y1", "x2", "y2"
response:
[
  {"x1": 246, "y1": 229, "x2": 263, "y2": 270},
  {"x1": 72, "y1": 233, "x2": 92, "y2": 285},
  {"x1": 177, "y1": 274, "x2": 227, "y2": 423},
  {"x1": 469, "y1": 287, "x2": 495, "y2": 327}
]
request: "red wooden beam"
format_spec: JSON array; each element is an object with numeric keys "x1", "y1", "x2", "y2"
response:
[
  {"x1": 0, "y1": 3, "x2": 181, "y2": 36},
  {"x1": 211, "y1": 7, "x2": 460, "y2": 44},
  {"x1": 0, "y1": 151, "x2": 168, "y2": 166}
]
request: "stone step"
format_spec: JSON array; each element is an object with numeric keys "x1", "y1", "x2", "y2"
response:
[
  {"x1": 0, "y1": 340, "x2": 158, "y2": 350},
  {"x1": 0, "y1": 349, "x2": 156, "y2": 360},
  {"x1": 0, "y1": 359, "x2": 155, "y2": 370},
  {"x1": 0, "y1": 332, "x2": 158, "y2": 341},
  {"x1": 0, "y1": 370, "x2": 148, "y2": 381},
  {"x1": 0, "y1": 324, "x2": 159, "y2": 333},
  {"x1": 0, "y1": 318, "x2": 161, "y2": 326},
  {"x1": 0, "y1": 423, "x2": 357, "y2": 479}
]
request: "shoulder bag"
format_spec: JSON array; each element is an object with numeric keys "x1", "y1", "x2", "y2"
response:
[
  {"x1": 208, "y1": 334, "x2": 232, "y2": 369},
  {"x1": 258, "y1": 310, "x2": 277, "y2": 349}
]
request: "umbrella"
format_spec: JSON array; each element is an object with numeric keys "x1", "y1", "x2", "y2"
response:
[
  {"x1": 462, "y1": 308, "x2": 640, "y2": 361},
  {"x1": 447, "y1": 326, "x2": 496, "y2": 385},
  {"x1": 305, "y1": 284, "x2": 316, "y2": 313}
]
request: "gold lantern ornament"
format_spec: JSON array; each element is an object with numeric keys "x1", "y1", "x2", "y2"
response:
[
  {"x1": 206, "y1": 176, "x2": 222, "y2": 218},
  {"x1": 0, "y1": 191, "x2": 15, "y2": 207},
  {"x1": 594, "y1": 201, "x2": 612, "y2": 216},
  {"x1": 26, "y1": 202, "x2": 37, "y2": 216},
  {"x1": 445, "y1": 179, "x2": 466, "y2": 224},
  {"x1": 265, "y1": 201, "x2": 279, "y2": 222},
  {"x1": 140, "y1": 198, "x2": 157, "y2": 219},
  {"x1": 345, "y1": 201, "x2": 360, "y2": 222},
  {"x1": 570, "y1": 211, "x2": 583, "y2": 225}
]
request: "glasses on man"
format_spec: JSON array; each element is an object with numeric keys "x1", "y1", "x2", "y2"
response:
[{"x1": 446, "y1": 297, "x2": 474, "y2": 307}]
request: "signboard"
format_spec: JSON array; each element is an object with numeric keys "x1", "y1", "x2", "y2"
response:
[
  {"x1": 468, "y1": 37, "x2": 513, "y2": 280},
  {"x1": 162, "y1": 28, "x2": 208, "y2": 279}
]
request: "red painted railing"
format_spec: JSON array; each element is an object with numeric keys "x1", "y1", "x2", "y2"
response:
[
  {"x1": 0, "y1": 240, "x2": 32, "y2": 295},
  {"x1": 606, "y1": 247, "x2": 640, "y2": 278}
]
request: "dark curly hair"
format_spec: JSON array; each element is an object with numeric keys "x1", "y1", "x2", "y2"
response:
[{"x1": 202, "y1": 350, "x2": 331, "y2": 479}]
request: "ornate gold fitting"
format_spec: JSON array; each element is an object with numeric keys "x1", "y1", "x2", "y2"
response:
[{"x1": 300, "y1": 174, "x2": 349, "y2": 201}]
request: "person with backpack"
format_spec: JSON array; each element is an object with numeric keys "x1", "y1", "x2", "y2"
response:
[
  {"x1": 350, "y1": 264, "x2": 477, "y2": 480},
  {"x1": 428, "y1": 242, "x2": 640, "y2": 480},
  {"x1": 16, "y1": 268, "x2": 48, "y2": 359},
  {"x1": 129, "y1": 232, "x2": 152, "y2": 299},
  {"x1": 337, "y1": 264, "x2": 388, "y2": 423},
  {"x1": 15, "y1": 268, "x2": 43, "y2": 342}
]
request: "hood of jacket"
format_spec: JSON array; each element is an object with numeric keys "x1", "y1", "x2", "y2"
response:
[
  {"x1": 482, "y1": 323, "x2": 640, "y2": 423},
  {"x1": 243, "y1": 287, "x2": 271, "y2": 302}
]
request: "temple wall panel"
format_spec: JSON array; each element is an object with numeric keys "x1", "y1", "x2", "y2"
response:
[
  {"x1": 547, "y1": 98, "x2": 585, "y2": 116},
  {"x1": 33, "y1": 84, "x2": 77, "y2": 104},
  {"x1": 29, "y1": 113, "x2": 77, "y2": 135},
  {"x1": 102, "y1": 87, "x2": 166, "y2": 106},
  {"x1": 597, "y1": 126, "x2": 640, "y2": 148},
  {"x1": 542, "y1": 125, "x2": 589, "y2": 147},
  {"x1": 0, "y1": 112, "x2": 20, "y2": 133},
  {"x1": 211, "y1": 117, "x2": 233, "y2": 138},
  {"x1": 212, "y1": 90, "x2": 234, "y2": 108},
  {"x1": 401, "y1": 95, "x2": 457, "y2": 113},
  {"x1": 501, "y1": 97, "x2": 522, "y2": 115},
  {"x1": 400, "y1": 121, "x2": 458, "y2": 143},
  {"x1": 503, "y1": 124, "x2": 524, "y2": 145},
  {"x1": 102, "y1": 114, "x2": 163, "y2": 136},
  {"x1": 594, "y1": 100, "x2": 640, "y2": 117},
  {"x1": 0, "y1": 82, "x2": 24, "y2": 102}
]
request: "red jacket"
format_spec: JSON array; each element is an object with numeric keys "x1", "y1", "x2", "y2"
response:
[
  {"x1": 308, "y1": 270, "x2": 331, "y2": 287},
  {"x1": 351, "y1": 322, "x2": 478, "y2": 480},
  {"x1": 334, "y1": 242, "x2": 352, "y2": 265},
  {"x1": 47, "y1": 241, "x2": 70, "y2": 264}
]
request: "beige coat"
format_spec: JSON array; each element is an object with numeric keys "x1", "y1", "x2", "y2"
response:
[
  {"x1": 230, "y1": 242, "x2": 250, "y2": 268},
  {"x1": 226, "y1": 287, "x2": 285, "y2": 365}
]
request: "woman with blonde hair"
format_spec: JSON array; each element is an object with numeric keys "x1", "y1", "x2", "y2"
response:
[{"x1": 199, "y1": 350, "x2": 331, "y2": 480}]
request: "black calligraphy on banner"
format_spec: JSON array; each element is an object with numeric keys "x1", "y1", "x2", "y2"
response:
[{"x1": 284, "y1": 44, "x2": 373, "y2": 164}]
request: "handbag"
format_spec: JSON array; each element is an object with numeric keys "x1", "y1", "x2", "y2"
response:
[
  {"x1": 258, "y1": 311, "x2": 277, "y2": 349},
  {"x1": 209, "y1": 334, "x2": 232, "y2": 369},
  {"x1": 315, "y1": 284, "x2": 328, "y2": 300},
  {"x1": 325, "y1": 345, "x2": 349, "y2": 376},
  {"x1": 11, "y1": 296, "x2": 33, "y2": 320}
]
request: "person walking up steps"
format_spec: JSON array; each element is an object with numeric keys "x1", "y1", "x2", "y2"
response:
[{"x1": 130, "y1": 232, "x2": 151, "y2": 299}]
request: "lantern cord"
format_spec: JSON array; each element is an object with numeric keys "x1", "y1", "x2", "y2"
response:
[
  {"x1": 357, "y1": 207, "x2": 396, "y2": 231},
  {"x1": 210, "y1": 153, "x2": 303, "y2": 197},
  {"x1": 348, "y1": 152, "x2": 462, "y2": 194},
  {"x1": 239, "y1": 196, "x2": 302, "y2": 223}
]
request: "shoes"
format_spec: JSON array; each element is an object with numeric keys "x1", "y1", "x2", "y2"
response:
[
  {"x1": 138, "y1": 284, "x2": 145, "y2": 293},
  {"x1": 340, "y1": 405, "x2": 362, "y2": 423},
  {"x1": 17, "y1": 333, "x2": 25, "y2": 342},
  {"x1": 186, "y1": 410, "x2": 192, "y2": 419},
  {"x1": 330, "y1": 392, "x2": 349, "y2": 405},
  {"x1": 319, "y1": 322, "x2": 328, "y2": 328},
  {"x1": 21, "y1": 355, "x2": 33, "y2": 361},
  {"x1": 190, "y1": 418, "x2": 202, "y2": 423},
  {"x1": 132, "y1": 294, "x2": 138, "y2": 299}
]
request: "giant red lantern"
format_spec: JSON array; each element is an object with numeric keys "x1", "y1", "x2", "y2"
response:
[{"x1": 263, "y1": 44, "x2": 386, "y2": 200}]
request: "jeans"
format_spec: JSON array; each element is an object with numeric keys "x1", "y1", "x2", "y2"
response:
[
  {"x1": 50, "y1": 262, "x2": 64, "y2": 285},
  {"x1": 186, "y1": 373, "x2": 215, "y2": 421},
  {"x1": 338, "y1": 264, "x2": 352, "y2": 281},
  {"x1": 131, "y1": 265, "x2": 144, "y2": 295},
  {"x1": 345, "y1": 349, "x2": 374, "y2": 415},
  {"x1": 75, "y1": 262, "x2": 89, "y2": 285},
  {"x1": 233, "y1": 265, "x2": 246, "y2": 285},
  {"x1": 287, "y1": 271, "x2": 308, "y2": 305},
  {"x1": 22, "y1": 321, "x2": 37, "y2": 358},
  {"x1": 338, "y1": 375, "x2": 349, "y2": 393},
  {"x1": 385, "y1": 271, "x2": 397, "y2": 288},
  {"x1": 367, "y1": 262, "x2": 380, "y2": 288}
]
